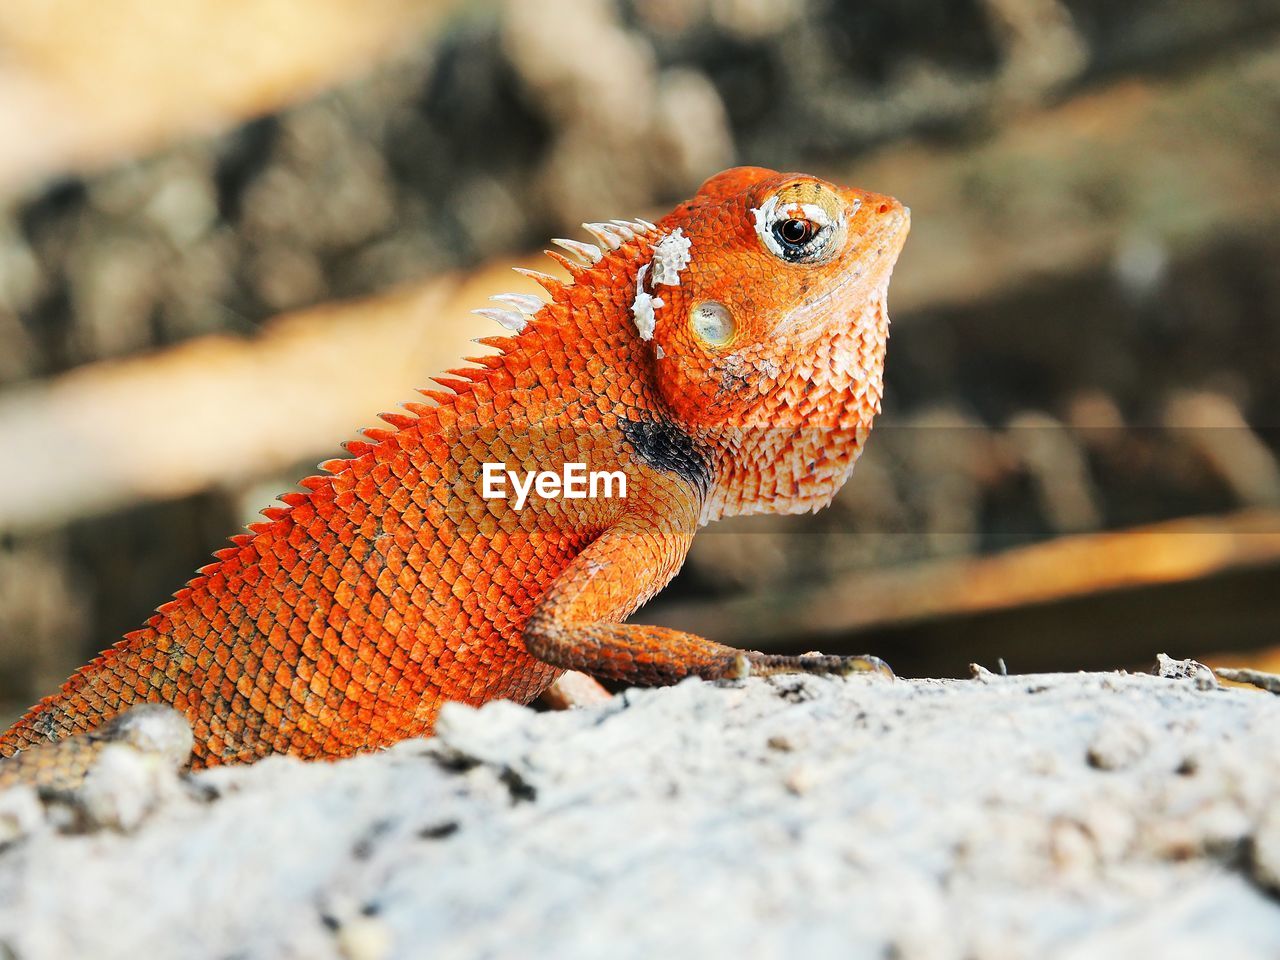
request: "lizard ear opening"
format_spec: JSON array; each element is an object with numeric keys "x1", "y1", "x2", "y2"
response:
[{"x1": 689, "y1": 301, "x2": 735, "y2": 347}]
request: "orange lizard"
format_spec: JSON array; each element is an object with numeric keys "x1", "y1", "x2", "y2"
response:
[{"x1": 0, "y1": 167, "x2": 909, "y2": 770}]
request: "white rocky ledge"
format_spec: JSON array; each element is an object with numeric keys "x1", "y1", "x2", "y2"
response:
[{"x1": 2, "y1": 668, "x2": 1280, "y2": 959}]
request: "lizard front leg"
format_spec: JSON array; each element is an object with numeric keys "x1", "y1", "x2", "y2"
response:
[{"x1": 523, "y1": 493, "x2": 891, "y2": 685}]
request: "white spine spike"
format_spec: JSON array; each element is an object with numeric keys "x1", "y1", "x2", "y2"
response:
[
  {"x1": 608, "y1": 219, "x2": 643, "y2": 240},
  {"x1": 490, "y1": 293, "x2": 544, "y2": 316},
  {"x1": 471, "y1": 307, "x2": 527, "y2": 333},
  {"x1": 605, "y1": 220, "x2": 638, "y2": 242},
  {"x1": 582, "y1": 222, "x2": 625, "y2": 250},
  {"x1": 551, "y1": 238, "x2": 603, "y2": 264},
  {"x1": 513, "y1": 267, "x2": 562, "y2": 287},
  {"x1": 634, "y1": 218, "x2": 659, "y2": 231}
]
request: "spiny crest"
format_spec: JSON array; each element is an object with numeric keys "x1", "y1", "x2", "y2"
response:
[
  {"x1": 512, "y1": 267, "x2": 565, "y2": 297},
  {"x1": 550, "y1": 237, "x2": 602, "y2": 265},
  {"x1": 378, "y1": 412, "x2": 418, "y2": 431},
  {"x1": 470, "y1": 215, "x2": 660, "y2": 336},
  {"x1": 179, "y1": 215, "x2": 673, "y2": 598},
  {"x1": 473, "y1": 335, "x2": 516, "y2": 352},
  {"x1": 542, "y1": 249, "x2": 590, "y2": 281},
  {"x1": 261, "y1": 213, "x2": 666, "y2": 542},
  {"x1": 582, "y1": 218, "x2": 654, "y2": 250},
  {"x1": 472, "y1": 307, "x2": 526, "y2": 332},
  {"x1": 317, "y1": 457, "x2": 350, "y2": 475}
]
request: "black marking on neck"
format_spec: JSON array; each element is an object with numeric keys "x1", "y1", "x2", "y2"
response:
[{"x1": 619, "y1": 417, "x2": 713, "y2": 494}]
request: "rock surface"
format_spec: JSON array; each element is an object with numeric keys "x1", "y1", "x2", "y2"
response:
[{"x1": 2, "y1": 670, "x2": 1280, "y2": 959}]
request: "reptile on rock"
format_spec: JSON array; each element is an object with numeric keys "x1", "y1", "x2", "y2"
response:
[{"x1": 0, "y1": 167, "x2": 909, "y2": 770}]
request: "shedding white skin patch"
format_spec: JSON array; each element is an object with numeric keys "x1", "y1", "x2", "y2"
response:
[
  {"x1": 630, "y1": 264, "x2": 663, "y2": 341},
  {"x1": 750, "y1": 197, "x2": 780, "y2": 256},
  {"x1": 650, "y1": 229, "x2": 692, "y2": 286},
  {"x1": 632, "y1": 229, "x2": 692, "y2": 342}
]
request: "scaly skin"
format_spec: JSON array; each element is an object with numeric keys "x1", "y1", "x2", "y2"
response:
[{"x1": 0, "y1": 167, "x2": 909, "y2": 769}]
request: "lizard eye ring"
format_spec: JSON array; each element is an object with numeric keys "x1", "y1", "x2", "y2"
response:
[{"x1": 751, "y1": 184, "x2": 848, "y2": 265}]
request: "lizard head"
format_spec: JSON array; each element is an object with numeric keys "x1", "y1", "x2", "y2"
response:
[{"x1": 640, "y1": 166, "x2": 910, "y2": 520}]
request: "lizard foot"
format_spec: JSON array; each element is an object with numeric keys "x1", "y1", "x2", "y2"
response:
[{"x1": 743, "y1": 651, "x2": 894, "y2": 680}]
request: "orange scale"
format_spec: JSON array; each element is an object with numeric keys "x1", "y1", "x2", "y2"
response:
[
  {"x1": 377, "y1": 610, "x2": 402, "y2": 645},
  {"x1": 288, "y1": 676, "x2": 310, "y2": 704}
]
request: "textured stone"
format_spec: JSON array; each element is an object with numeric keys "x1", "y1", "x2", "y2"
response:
[{"x1": 1, "y1": 671, "x2": 1280, "y2": 958}]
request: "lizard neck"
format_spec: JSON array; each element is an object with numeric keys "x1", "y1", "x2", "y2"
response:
[{"x1": 698, "y1": 291, "x2": 889, "y2": 523}]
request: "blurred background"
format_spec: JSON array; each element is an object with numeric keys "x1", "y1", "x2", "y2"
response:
[{"x1": 1, "y1": 0, "x2": 1279, "y2": 722}]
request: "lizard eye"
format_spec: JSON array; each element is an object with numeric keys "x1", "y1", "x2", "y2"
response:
[
  {"x1": 777, "y1": 218, "x2": 815, "y2": 247},
  {"x1": 752, "y1": 183, "x2": 848, "y2": 265}
]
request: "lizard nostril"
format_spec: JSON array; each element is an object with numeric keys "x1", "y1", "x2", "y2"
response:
[{"x1": 877, "y1": 202, "x2": 891, "y2": 215}]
